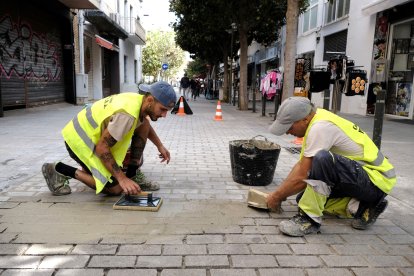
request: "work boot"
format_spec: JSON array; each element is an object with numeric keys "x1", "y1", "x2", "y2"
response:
[
  {"x1": 42, "y1": 163, "x2": 71, "y2": 196},
  {"x1": 352, "y1": 199, "x2": 388, "y2": 230},
  {"x1": 279, "y1": 213, "x2": 321, "y2": 237},
  {"x1": 130, "y1": 170, "x2": 160, "y2": 191}
]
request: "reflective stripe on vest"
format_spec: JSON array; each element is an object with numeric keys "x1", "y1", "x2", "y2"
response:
[{"x1": 301, "y1": 108, "x2": 396, "y2": 194}]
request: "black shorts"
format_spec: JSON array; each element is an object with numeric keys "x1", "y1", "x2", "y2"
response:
[{"x1": 65, "y1": 142, "x2": 118, "y2": 188}]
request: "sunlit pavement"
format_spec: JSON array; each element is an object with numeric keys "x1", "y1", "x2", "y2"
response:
[{"x1": 0, "y1": 97, "x2": 413, "y2": 275}]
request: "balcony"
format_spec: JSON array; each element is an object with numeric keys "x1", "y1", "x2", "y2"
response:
[
  {"x1": 84, "y1": 10, "x2": 128, "y2": 39},
  {"x1": 122, "y1": 17, "x2": 146, "y2": 45}
]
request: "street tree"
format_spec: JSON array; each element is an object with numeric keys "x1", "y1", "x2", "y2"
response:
[
  {"x1": 170, "y1": 0, "x2": 286, "y2": 110},
  {"x1": 142, "y1": 30, "x2": 186, "y2": 82}
]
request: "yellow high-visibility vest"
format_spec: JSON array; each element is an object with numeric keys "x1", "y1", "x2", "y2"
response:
[
  {"x1": 62, "y1": 93, "x2": 143, "y2": 193},
  {"x1": 300, "y1": 108, "x2": 396, "y2": 194}
]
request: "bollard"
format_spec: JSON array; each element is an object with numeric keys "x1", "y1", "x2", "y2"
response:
[
  {"x1": 261, "y1": 93, "x2": 266, "y2": 116},
  {"x1": 373, "y1": 89, "x2": 386, "y2": 150},
  {"x1": 273, "y1": 89, "x2": 280, "y2": 121},
  {"x1": 323, "y1": 89, "x2": 330, "y2": 110}
]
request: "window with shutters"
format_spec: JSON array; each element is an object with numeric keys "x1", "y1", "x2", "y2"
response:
[
  {"x1": 301, "y1": 0, "x2": 318, "y2": 33},
  {"x1": 323, "y1": 30, "x2": 348, "y2": 61},
  {"x1": 325, "y1": 0, "x2": 350, "y2": 24}
]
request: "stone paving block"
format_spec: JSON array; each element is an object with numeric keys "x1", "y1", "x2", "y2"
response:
[
  {"x1": 0, "y1": 202, "x2": 19, "y2": 209},
  {"x1": 320, "y1": 255, "x2": 369, "y2": 267},
  {"x1": 371, "y1": 244, "x2": 414, "y2": 255},
  {"x1": 39, "y1": 255, "x2": 89, "y2": 269},
  {"x1": 100, "y1": 235, "x2": 148, "y2": 244},
  {"x1": 379, "y1": 234, "x2": 414, "y2": 244},
  {"x1": 0, "y1": 256, "x2": 42, "y2": 268},
  {"x1": 352, "y1": 268, "x2": 401, "y2": 276},
  {"x1": 25, "y1": 244, "x2": 72, "y2": 255},
  {"x1": 249, "y1": 244, "x2": 291, "y2": 255},
  {"x1": 14, "y1": 233, "x2": 101, "y2": 244},
  {"x1": 340, "y1": 234, "x2": 386, "y2": 244},
  {"x1": 107, "y1": 269, "x2": 157, "y2": 276},
  {"x1": 0, "y1": 233, "x2": 17, "y2": 243},
  {"x1": 163, "y1": 244, "x2": 206, "y2": 255},
  {"x1": 365, "y1": 255, "x2": 412, "y2": 267},
  {"x1": 210, "y1": 268, "x2": 256, "y2": 276},
  {"x1": 55, "y1": 269, "x2": 104, "y2": 276},
  {"x1": 399, "y1": 268, "x2": 414, "y2": 276},
  {"x1": 145, "y1": 235, "x2": 185, "y2": 245},
  {"x1": 118, "y1": 245, "x2": 161, "y2": 256},
  {"x1": 186, "y1": 235, "x2": 223, "y2": 244},
  {"x1": 306, "y1": 268, "x2": 354, "y2": 276},
  {"x1": 242, "y1": 226, "x2": 278, "y2": 234},
  {"x1": 161, "y1": 269, "x2": 206, "y2": 276},
  {"x1": 185, "y1": 255, "x2": 228, "y2": 268},
  {"x1": 208, "y1": 244, "x2": 250, "y2": 255},
  {"x1": 225, "y1": 234, "x2": 264, "y2": 244},
  {"x1": 256, "y1": 218, "x2": 282, "y2": 226},
  {"x1": 259, "y1": 268, "x2": 305, "y2": 276},
  {"x1": 231, "y1": 255, "x2": 277, "y2": 268},
  {"x1": 88, "y1": 256, "x2": 136, "y2": 268},
  {"x1": 203, "y1": 225, "x2": 242, "y2": 234},
  {"x1": 1, "y1": 269, "x2": 54, "y2": 276},
  {"x1": 331, "y1": 244, "x2": 378, "y2": 255},
  {"x1": 71, "y1": 244, "x2": 118, "y2": 255},
  {"x1": 276, "y1": 255, "x2": 323, "y2": 268},
  {"x1": 0, "y1": 244, "x2": 29, "y2": 255},
  {"x1": 290, "y1": 244, "x2": 333, "y2": 255},
  {"x1": 265, "y1": 234, "x2": 305, "y2": 244},
  {"x1": 137, "y1": 256, "x2": 182, "y2": 268},
  {"x1": 305, "y1": 234, "x2": 344, "y2": 244}
]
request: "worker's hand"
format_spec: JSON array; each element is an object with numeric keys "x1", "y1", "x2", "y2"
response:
[
  {"x1": 266, "y1": 192, "x2": 283, "y2": 213},
  {"x1": 118, "y1": 178, "x2": 141, "y2": 195},
  {"x1": 157, "y1": 145, "x2": 171, "y2": 164}
]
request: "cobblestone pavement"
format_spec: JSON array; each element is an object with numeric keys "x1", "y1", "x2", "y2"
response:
[{"x1": 0, "y1": 95, "x2": 413, "y2": 275}]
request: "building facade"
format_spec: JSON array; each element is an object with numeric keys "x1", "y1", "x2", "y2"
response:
[{"x1": 295, "y1": 0, "x2": 414, "y2": 120}]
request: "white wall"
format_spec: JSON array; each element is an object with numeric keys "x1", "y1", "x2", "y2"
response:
[
  {"x1": 92, "y1": 41, "x2": 103, "y2": 100},
  {"x1": 296, "y1": 0, "x2": 378, "y2": 115}
]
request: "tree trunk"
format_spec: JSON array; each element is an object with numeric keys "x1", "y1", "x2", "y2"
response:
[
  {"x1": 222, "y1": 49, "x2": 229, "y2": 102},
  {"x1": 281, "y1": 0, "x2": 299, "y2": 102},
  {"x1": 239, "y1": 25, "x2": 248, "y2": 110}
]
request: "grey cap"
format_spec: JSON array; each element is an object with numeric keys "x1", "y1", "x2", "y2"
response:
[
  {"x1": 269, "y1": 97, "x2": 312, "y2": 135},
  {"x1": 139, "y1": 81, "x2": 177, "y2": 108}
]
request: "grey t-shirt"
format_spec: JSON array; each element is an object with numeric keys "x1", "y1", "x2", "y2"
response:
[
  {"x1": 303, "y1": 120, "x2": 363, "y2": 158},
  {"x1": 102, "y1": 112, "x2": 137, "y2": 142}
]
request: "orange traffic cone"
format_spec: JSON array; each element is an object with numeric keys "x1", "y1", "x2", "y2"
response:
[
  {"x1": 214, "y1": 100, "x2": 223, "y2": 121},
  {"x1": 177, "y1": 96, "x2": 186, "y2": 116},
  {"x1": 292, "y1": 137, "x2": 303, "y2": 145}
]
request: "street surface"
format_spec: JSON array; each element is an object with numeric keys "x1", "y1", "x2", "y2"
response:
[{"x1": 0, "y1": 94, "x2": 413, "y2": 275}]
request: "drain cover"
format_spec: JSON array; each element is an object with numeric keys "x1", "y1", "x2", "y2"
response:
[{"x1": 284, "y1": 147, "x2": 301, "y2": 154}]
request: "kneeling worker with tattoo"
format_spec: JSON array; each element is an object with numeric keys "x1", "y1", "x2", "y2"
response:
[
  {"x1": 267, "y1": 97, "x2": 396, "y2": 236},
  {"x1": 42, "y1": 81, "x2": 176, "y2": 196}
]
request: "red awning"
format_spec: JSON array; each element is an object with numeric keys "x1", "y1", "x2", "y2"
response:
[{"x1": 95, "y1": 35, "x2": 119, "y2": 52}]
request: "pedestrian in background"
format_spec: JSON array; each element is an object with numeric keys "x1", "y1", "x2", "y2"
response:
[
  {"x1": 42, "y1": 81, "x2": 176, "y2": 196},
  {"x1": 180, "y1": 73, "x2": 190, "y2": 100},
  {"x1": 267, "y1": 97, "x2": 396, "y2": 236}
]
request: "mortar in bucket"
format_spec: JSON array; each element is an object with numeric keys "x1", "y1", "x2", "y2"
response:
[{"x1": 229, "y1": 135, "x2": 281, "y2": 186}]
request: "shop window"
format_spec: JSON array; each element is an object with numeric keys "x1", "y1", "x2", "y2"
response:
[
  {"x1": 323, "y1": 30, "x2": 348, "y2": 61},
  {"x1": 325, "y1": 0, "x2": 350, "y2": 24},
  {"x1": 302, "y1": 0, "x2": 318, "y2": 33}
]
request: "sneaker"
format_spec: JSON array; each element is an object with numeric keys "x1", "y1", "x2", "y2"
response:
[
  {"x1": 130, "y1": 170, "x2": 160, "y2": 191},
  {"x1": 352, "y1": 199, "x2": 388, "y2": 230},
  {"x1": 279, "y1": 213, "x2": 321, "y2": 237},
  {"x1": 41, "y1": 163, "x2": 71, "y2": 196}
]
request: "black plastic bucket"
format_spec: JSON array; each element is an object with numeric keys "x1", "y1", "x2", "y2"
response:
[{"x1": 229, "y1": 135, "x2": 281, "y2": 186}]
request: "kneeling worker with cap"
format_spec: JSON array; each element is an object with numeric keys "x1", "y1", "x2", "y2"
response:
[
  {"x1": 42, "y1": 81, "x2": 177, "y2": 196},
  {"x1": 267, "y1": 97, "x2": 396, "y2": 236}
]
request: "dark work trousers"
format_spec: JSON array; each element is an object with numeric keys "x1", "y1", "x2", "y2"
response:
[{"x1": 300, "y1": 150, "x2": 386, "y2": 217}]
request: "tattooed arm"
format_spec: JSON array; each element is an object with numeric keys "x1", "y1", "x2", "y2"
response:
[{"x1": 95, "y1": 128, "x2": 140, "y2": 194}]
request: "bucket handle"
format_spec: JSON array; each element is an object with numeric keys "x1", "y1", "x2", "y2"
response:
[{"x1": 249, "y1": 135, "x2": 268, "y2": 144}]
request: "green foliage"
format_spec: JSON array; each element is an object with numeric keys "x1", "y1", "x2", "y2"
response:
[
  {"x1": 142, "y1": 30, "x2": 186, "y2": 80},
  {"x1": 186, "y1": 58, "x2": 209, "y2": 78}
]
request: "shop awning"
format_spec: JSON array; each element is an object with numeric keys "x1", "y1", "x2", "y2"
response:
[
  {"x1": 95, "y1": 35, "x2": 119, "y2": 52},
  {"x1": 362, "y1": 0, "x2": 411, "y2": 15},
  {"x1": 58, "y1": 0, "x2": 99, "y2": 9}
]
